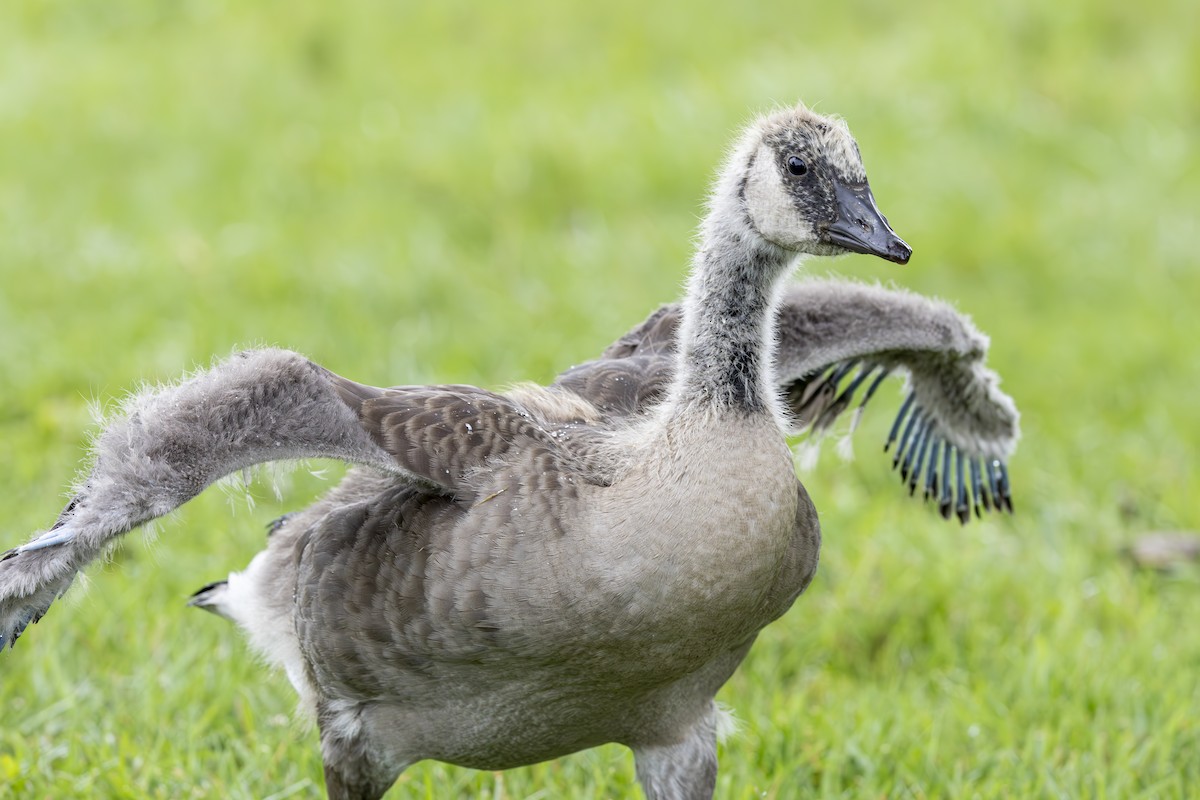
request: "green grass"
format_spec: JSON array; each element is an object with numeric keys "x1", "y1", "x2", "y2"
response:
[{"x1": 2, "y1": 0, "x2": 1198, "y2": 797}]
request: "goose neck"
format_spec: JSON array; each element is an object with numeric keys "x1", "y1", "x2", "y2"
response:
[{"x1": 669, "y1": 222, "x2": 793, "y2": 416}]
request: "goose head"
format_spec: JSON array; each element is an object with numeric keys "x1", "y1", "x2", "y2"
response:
[{"x1": 723, "y1": 103, "x2": 911, "y2": 265}]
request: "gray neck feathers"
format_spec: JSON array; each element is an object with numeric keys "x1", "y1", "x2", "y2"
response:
[{"x1": 670, "y1": 208, "x2": 792, "y2": 417}]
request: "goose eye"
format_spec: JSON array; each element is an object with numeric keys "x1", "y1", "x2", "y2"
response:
[{"x1": 786, "y1": 156, "x2": 808, "y2": 176}]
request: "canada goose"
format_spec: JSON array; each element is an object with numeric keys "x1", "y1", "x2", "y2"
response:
[{"x1": 0, "y1": 104, "x2": 1014, "y2": 799}]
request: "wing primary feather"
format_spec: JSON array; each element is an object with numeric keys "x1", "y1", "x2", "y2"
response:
[
  {"x1": 998, "y1": 462, "x2": 1013, "y2": 513},
  {"x1": 885, "y1": 393, "x2": 915, "y2": 453},
  {"x1": 986, "y1": 459, "x2": 1002, "y2": 513},
  {"x1": 897, "y1": 410, "x2": 921, "y2": 479},
  {"x1": 908, "y1": 426, "x2": 933, "y2": 497},
  {"x1": 813, "y1": 363, "x2": 873, "y2": 432},
  {"x1": 939, "y1": 444, "x2": 954, "y2": 519},
  {"x1": 892, "y1": 400, "x2": 916, "y2": 470},
  {"x1": 977, "y1": 459, "x2": 993, "y2": 512},
  {"x1": 793, "y1": 365, "x2": 835, "y2": 410},
  {"x1": 848, "y1": 365, "x2": 890, "y2": 433},
  {"x1": 857, "y1": 365, "x2": 891, "y2": 409},
  {"x1": 805, "y1": 360, "x2": 858, "y2": 425},
  {"x1": 954, "y1": 449, "x2": 970, "y2": 524},
  {"x1": 924, "y1": 437, "x2": 941, "y2": 501},
  {"x1": 969, "y1": 458, "x2": 984, "y2": 518},
  {"x1": 900, "y1": 413, "x2": 929, "y2": 482},
  {"x1": 828, "y1": 359, "x2": 858, "y2": 387},
  {"x1": 834, "y1": 362, "x2": 874, "y2": 404}
]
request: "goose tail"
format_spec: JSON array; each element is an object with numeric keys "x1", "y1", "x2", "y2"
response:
[{"x1": 188, "y1": 580, "x2": 234, "y2": 620}]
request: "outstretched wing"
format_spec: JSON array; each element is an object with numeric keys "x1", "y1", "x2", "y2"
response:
[
  {"x1": 1, "y1": 350, "x2": 576, "y2": 650},
  {"x1": 773, "y1": 280, "x2": 1018, "y2": 522},
  {"x1": 556, "y1": 278, "x2": 1020, "y2": 523}
]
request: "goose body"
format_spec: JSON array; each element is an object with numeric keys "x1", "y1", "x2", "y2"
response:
[
  {"x1": 262, "y1": 416, "x2": 805, "y2": 775},
  {"x1": 0, "y1": 103, "x2": 1017, "y2": 799}
]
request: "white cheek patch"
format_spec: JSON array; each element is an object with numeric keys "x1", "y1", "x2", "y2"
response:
[{"x1": 744, "y1": 145, "x2": 814, "y2": 249}]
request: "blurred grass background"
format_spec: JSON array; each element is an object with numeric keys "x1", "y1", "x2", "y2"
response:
[{"x1": 1, "y1": 0, "x2": 1198, "y2": 797}]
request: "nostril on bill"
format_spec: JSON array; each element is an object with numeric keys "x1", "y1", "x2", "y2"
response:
[{"x1": 854, "y1": 217, "x2": 870, "y2": 232}]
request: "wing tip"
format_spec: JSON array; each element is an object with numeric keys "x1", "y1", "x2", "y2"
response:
[{"x1": 884, "y1": 397, "x2": 1016, "y2": 525}]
